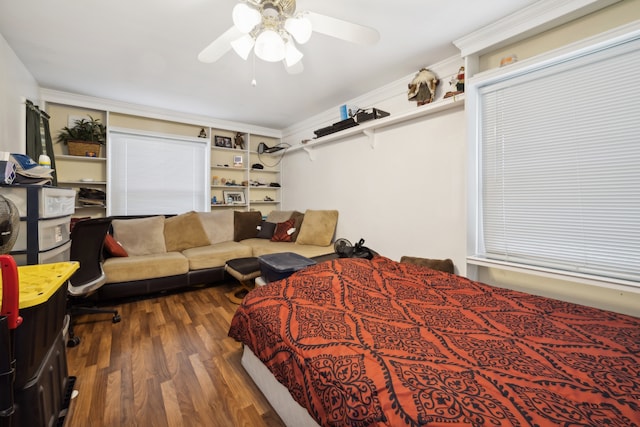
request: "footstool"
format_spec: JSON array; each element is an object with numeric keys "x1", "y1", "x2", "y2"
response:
[
  {"x1": 225, "y1": 257, "x2": 261, "y2": 304},
  {"x1": 258, "y1": 252, "x2": 316, "y2": 283}
]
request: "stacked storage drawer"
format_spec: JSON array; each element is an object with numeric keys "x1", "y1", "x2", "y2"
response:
[{"x1": 0, "y1": 185, "x2": 75, "y2": 265}]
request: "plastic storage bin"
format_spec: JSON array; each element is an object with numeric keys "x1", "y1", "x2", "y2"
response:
[
  {"x1": 11, "y1": 240, "x2": 71, "y2": 266},
  {"x1": 13, "y1": 215, "x2": 71, "y2": 252},
  {"x1": 258, "y1": 252, "x2": 316, "y2": 283},
  {"x1": 0, "y1": 186, "x2": 75, "y2": 218}
]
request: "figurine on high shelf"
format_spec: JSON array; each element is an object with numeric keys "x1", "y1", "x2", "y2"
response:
[
  {"x1": 408, "y1": 68, "x2": 439, "y2": 106},
  {"x1": 445, "y1": 66, "x2": 465, "y2": 98}
]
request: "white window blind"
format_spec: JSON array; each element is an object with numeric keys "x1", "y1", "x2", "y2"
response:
[
  {"x1": 477, "y1": 34, "x2": 640, "y2": 286},
  {"x1": 108, "y1": 130, "x2": 208, "y2": 215}
]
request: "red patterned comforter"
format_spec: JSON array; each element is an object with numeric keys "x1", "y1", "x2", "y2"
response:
[{"x1": 228, "y1": 256, "x2": 640, "y2": 426}]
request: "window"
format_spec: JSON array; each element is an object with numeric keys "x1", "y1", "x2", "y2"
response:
[
  {"x1": 470, "y1": 31, "x2": 640, "y2": 288},
  {"x1": 108, "y1": 130, "x2": 208, "y2": 215}
]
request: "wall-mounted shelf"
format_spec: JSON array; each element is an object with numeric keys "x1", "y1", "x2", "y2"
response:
[{"x1": 287, "y1": 94, "x2": 465, "y2": 160}]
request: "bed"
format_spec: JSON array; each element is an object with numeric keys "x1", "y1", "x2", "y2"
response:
[{"x1": 228, "y1": 256, "x2": 640, "y2": 426}]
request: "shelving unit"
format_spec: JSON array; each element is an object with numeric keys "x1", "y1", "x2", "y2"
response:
[
  {"x1": 210, "y1": 137, "x2": 249, "y2": 208},
  {"x1": 287, "y1": 94, "x2": 465, "y2": 160},
  {"x1": 54, "y1": 154, "x2": 107, "y2": 216},
  {"x1": 48, "y1": 102, "x2": 282, "y2": 216},
  {"x1": 0, "y1": 185, "x2": 75, "y2": 265},
  {"x1": 210, "y1": 131, "x2": 282, "y2": 213},
  {"x1": 247, "y1": 135, "x2": 281, "y2": 213}
]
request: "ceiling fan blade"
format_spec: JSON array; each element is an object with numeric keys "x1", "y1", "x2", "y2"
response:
[
  {"x1": 306, "y1": 11, "x2": 379, "y2": 45},
  {"x1": 198, "y1": 26, "x2": 243, "y2": 63}
]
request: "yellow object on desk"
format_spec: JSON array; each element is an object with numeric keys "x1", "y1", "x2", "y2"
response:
[{"x1": 0, "y1": 261, "x2": 78, "y2": 309}]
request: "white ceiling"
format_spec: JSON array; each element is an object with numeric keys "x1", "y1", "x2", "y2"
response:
[{"x1": 0, "y1": 0, "x2": 539, "y2": 130}]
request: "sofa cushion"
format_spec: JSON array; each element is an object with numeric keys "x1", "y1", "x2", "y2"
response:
[
  {"x1": 234, "y1": 210, "x2": 262, "y2": 241},
  {"x1": 198, "y1": 210, "x2": 234, "y2": 244},
  {"x1": 112, "y1": 216, "x2": 167, "y2": 256},
  {"x1": 103, "y1": 252, "x2": 189, "y2": 283},
  {"x1": 271, "y1": 218, "x2": 296, "y2": 242},
  {"x1": 164, "y1": 211, "x2": 210, "y2": 252},
  {"x1": 266, "y1": 210, "x2": 293, "y2": 224},
  {"x1": 241, "y1": 238, "x2": 334, "y2": 258},
  {"x1": 182, "y1": 241, "x2": 253, "y2": 270},
  {"x1": 295, "y1": 210, "x2": 338, "y2": 246}
]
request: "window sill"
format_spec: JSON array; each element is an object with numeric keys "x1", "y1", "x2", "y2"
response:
[{"x1": 467, "y1": 255, "x2": 640, "y2": 294}]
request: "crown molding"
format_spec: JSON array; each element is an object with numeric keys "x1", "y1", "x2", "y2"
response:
[
  {"x1": 453, "y1": 0, "x2": 622, "y2": 57},
  {"x1": 39, "y1": 88, "x2": 282, "y2": 138}
]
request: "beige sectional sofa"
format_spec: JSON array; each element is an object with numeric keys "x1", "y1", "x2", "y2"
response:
[{"x1": 97, "y1": 209, "x2": 338, "y2": 300}]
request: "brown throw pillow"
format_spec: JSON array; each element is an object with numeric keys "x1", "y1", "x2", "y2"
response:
[
  {"x1": 164, "y1": 211, "x2": 211, "y2": 252},
  {"x1": 289, "y1": 211, "x2": 304, "y2": 241},
  {"x1": 400, "y1": 256, "x2": 454, "y2": 274},
  {"x1": 234, "y1": 210, "x2": 262, "y2": 241},
  {"x1": 271, "y1": 218, "x2": 296, "y2": 242}
]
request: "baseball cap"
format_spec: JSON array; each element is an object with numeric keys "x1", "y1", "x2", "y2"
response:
[{"x1": 10, "y1": 153, "x2": 54, "y2": 178}]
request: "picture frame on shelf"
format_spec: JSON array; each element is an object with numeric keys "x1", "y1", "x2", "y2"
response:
[
  {"x1": 223, "y1": 190, "x2": 245, "y2": 205},
  {"x1": 215, "y1": 135, "x2": 232, "y2": 148}
]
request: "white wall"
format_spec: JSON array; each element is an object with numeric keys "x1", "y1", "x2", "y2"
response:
[
  {"x1": 283, "y1": 108, "x2": 467, "y2": 272},
  {"x1": 280, "y1": 57, "x2": 468, "y2": 272},
  {"x1": 0, "y1": 33, "x2": 39, "y2": 153}
]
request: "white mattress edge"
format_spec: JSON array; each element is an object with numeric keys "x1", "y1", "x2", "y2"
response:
[{"x1": 241, "y1": 345, "x2": 320, "y2": 427}]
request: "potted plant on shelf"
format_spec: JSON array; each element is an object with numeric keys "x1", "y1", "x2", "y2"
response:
[{"x1": 56, "y1": 115, "x2": 106, "y2": 157}]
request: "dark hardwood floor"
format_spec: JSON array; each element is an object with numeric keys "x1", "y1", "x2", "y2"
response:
[{"x1": 64, "y1": 282, "x2": 285, "y2": 427}]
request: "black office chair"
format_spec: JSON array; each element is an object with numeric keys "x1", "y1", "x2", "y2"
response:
[{"x1": 67, "y1": 217, "x2": 121, "y2": 347}]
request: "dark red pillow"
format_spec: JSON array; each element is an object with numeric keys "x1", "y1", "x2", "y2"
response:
[
  {"x1": 104, "y1": 233, "x2": 128, "y2": 257},
  {"x1": 271, "y1": 218, "x2": 296, "y2": 242}
]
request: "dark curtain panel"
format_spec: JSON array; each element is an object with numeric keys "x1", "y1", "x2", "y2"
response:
[
  {"x1": 42, "y1": 117, "x2": 57, "y2": 185},
  {"x1": 25, "y1": 100, "x2": 57, "y2": 185},
  {"x1": 25, "y1": 100, "x2": 42, "y2": 158}
]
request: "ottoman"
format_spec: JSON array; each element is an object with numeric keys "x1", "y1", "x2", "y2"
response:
[{"x1": 224, "y1": 257, "x2": 261, "y2": 304}]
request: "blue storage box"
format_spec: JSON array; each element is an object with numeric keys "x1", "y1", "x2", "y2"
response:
[{"x1": 258, "y1": 252, "x2": 316, "y2": 283}]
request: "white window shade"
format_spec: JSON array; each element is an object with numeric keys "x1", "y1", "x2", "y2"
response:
[
  {"x1": 108, "y1": 130, "x2": 208, "y2": 215},
  {"x1": 476, "y1": 34, "x2": 640, "y2": 286}
]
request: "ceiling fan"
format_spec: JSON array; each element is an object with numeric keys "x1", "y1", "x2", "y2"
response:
[{"x1": 197, "y1": 0, "x2": 380, "y2": 73}]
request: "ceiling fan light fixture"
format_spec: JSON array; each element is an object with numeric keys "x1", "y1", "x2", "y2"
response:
[
  {"x1": 231, "y1": 34, "x2": 255, "y2": 60},
  {"x1": 284, "y1": 39, "x2": 303, "y2": 67},
  {"x1": 254, "y1": 30, "x2": 286, "y2": 62},
  {"x1": 232, "y1": 3, "x2": 261, "y2": 33},
  {"x1": 284, "y1": 15, "x2": 312, "y2": 44}
]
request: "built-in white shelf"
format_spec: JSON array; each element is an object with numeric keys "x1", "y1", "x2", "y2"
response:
[
  {"x1": 250, "y1": 168, "x2": 279, "y2": 174},
  {"x1": 56, "y1": 154, "x2": 106, "y2": 162},
  {"x1": 286, "y1": 94, "x2": 465, "y2": 159},
  {"x1": 58, "y1": 180, "x2": 107, "y2": 185}
]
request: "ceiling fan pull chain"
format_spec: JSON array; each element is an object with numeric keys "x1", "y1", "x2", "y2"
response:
[{"x1": 251, "y1": 52, "x2": 257, "y2": 87}]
